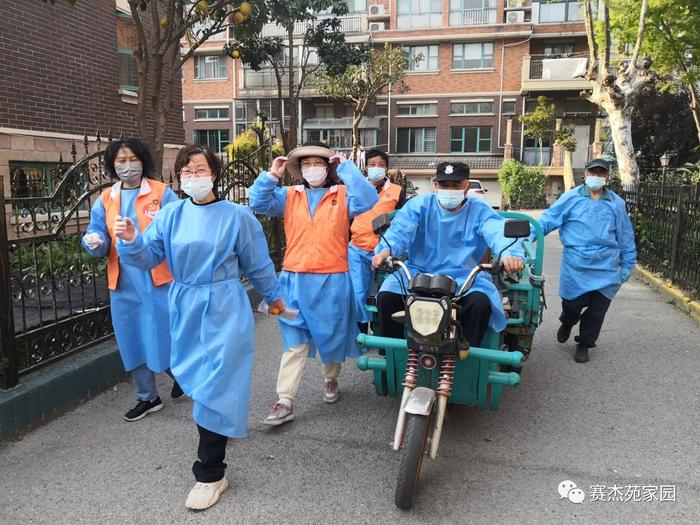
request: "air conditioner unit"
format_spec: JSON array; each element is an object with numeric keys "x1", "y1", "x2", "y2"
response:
[
  {"x1": 506, "y1": 10, "x2": 525, "y2": 24},
  {"x1": 369, "y1": 21, "x2": 386, "y2": 31},
  {"x1": 369, "y1": 5, "x2": 385, "y2": 16}
]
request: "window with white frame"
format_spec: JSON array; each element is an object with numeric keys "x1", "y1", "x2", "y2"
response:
[
  {"x1": 450, "y1": 101, "x2": 493, "y2": 115},
  {"x1": 315, "y1": 105, "x2": 334, "y2": 118},
  {"x1": 450, "y1": 126, "x2": 492, "y2": 153},
  {"x1": 396, "y1": 103, "x2": 438, "y2": 116},
  {"x1": 347, "y1": 0, "x2": 367, "y2": 12},
  {"x1": 397, "y1": 0, "x2": 442, "y2": 29},
  {"x1": 448, "y1": 0, "x2": 497, "y2": 26},
  {"x1": 194, "y1": 107, "x2": 230, "y2": 120},
  {"x1": 538, "y1": 1, "x2": 584, "y2": 23},
  {"x1": 452, "y1": 42, "x2": 494, "y2": 69},
  {"x1": 195, "y1": 55, "x2": 227, "y2": 80},
  {"x1": 376, "y1": 103, "x2": 388, "y2": 117},
  {"x1": 193, "y1": 129, "x2": 230, "y2": 152},
  {"x1": 396, "y1": 127, "x2": 437, "y2": 153},
  {"x1": 502, "y1": 100, "x2": 517, "y2": 114},
  {"x1": 403, "y1": 45, "x2": 440, "y2": 72}
]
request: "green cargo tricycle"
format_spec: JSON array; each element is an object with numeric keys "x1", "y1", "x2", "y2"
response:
[{"x1": 356, "y1": 212, "x2": 545, "y2": 510}]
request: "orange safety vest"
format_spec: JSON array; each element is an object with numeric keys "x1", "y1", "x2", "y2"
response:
[
  {"x1": 282, "y1": 185, "x2": 350, "y2": 273},
  {"x1": 101, "y1": 180, "x2": 173, "y2": 291},
  {"x1": 350, "y1": 181, "x2": 402, "y2": 251}
]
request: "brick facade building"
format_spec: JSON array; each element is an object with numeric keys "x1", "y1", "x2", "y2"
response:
[{"x1": 0, "y1": 0, "x2": 185, "y2": 199}]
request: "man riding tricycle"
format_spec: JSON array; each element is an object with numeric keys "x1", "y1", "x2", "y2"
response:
[{"x1": 355, "y1": 162, "x2": 545, "y2": 510}]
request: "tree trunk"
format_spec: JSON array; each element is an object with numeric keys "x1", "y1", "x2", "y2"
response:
[
  {"x1": 284, "y1": 28, "x2": 298, "y2": 152},
  {"x1": 538, "y1": 137, "x2": 543, "y2": 165},
  {"x1": 351, "y1": 111, "x2": 363, "y2": 163},
  {"x1": 688, "y1": 83, "x2": 700, "y2": 145},
  {"x1": 605, "y1": 105, "x2": 638, "y2": 188}
]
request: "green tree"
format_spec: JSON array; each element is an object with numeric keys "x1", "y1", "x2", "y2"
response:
[
  {"x1": 582, "y1": 0, "x2": 653, "y2": 187},
  {"x1": 312, "y1": 44, "x2": 417, "y2": 162},
  {"x1": 46, "y1": 0, "x2": 254, "y2": 175},
  {"x1": 519, "y1": 96, "x2": 555, "y2": 165},
  {"x1": 230, "y1": 1, "x2": 366, "y2": 153},
  {"x1": 498, "y1": 160, "x2": 546, "y2": 210}
]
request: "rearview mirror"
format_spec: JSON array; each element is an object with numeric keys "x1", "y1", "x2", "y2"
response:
[{"x1": 503, "y1": 219, "x2": 530, "y2": 239}]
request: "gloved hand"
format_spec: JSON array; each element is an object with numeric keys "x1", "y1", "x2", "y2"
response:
[
  {"x1": 83, "y1": 233, "x2": 103, "y2": 250},
  {"x1": 621, "y1": 267, "x2": 631, "y2": 283}
]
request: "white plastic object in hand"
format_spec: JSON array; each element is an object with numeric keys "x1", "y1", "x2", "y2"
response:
[
  {"x1": 257, "y1": 301, "x2": 299, "y2": 321},
  {"x1": 84, "y1": 233, "x2": 104, "y2": 249}
]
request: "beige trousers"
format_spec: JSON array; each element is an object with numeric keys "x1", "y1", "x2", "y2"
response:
[{"x1": 276, "y1": 343, "x2": 341, "y2": 400}]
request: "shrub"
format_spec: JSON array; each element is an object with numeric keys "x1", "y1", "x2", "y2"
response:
[{"x1": 498, "y1": 159, "x2": 546, "y2": 209}]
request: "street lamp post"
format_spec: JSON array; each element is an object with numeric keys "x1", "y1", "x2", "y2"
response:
[{"x1": 660, "y1": 152, "x2": 670, "y2": 196}]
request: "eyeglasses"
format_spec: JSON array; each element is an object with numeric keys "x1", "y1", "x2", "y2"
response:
[{"x1": 179, "y1": 169, "x2": 211, "y2": 177}]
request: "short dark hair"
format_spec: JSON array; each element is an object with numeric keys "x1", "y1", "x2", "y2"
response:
[
  {"x1": 175, "y1": 144, "x2": 223, "y2": 194},
  {"x1": 365, "y1": 149, "x2": 388, "y2": 167},
  {"x1": 104, "y1": 138, "x2": 155, "y2": 179}
]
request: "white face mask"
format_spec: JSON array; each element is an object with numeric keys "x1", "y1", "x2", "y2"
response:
[
  {"x1": 181, "y1": 176, "x2": 213, "y2": 201},
  {"x1": 302, "y1": 166, "x2": 328, "y2": 187},
  {"x1": 367, "y1": 167, "x2": 386, "y2": 182},
  {"x1": 116, "y1": 161, "x2": 143, "y2": 184},
  {"x1": 585, "y1": 175, "x2": 607, "y2": 191},
  {"x1": 436, "y1": 189, "x2": 466, "y2": 210}
]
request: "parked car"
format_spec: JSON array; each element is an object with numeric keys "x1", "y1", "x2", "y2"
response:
[
  {"x1": 405, "y1": 180, "x2": 418, "y2": 200},
  {"x1": 467, "y1": 179, "x2": 488, "y2": 199}
]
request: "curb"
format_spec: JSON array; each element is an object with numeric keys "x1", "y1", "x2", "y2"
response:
[
  {"x1": 632, "y1": 266, "x2": 700, "y2": 324},
  {"x1": 1, "y1": 283, "x2": 264, "y2": 443}
]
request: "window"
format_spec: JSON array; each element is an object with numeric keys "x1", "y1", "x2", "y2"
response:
[
  {"x1": 195, "y1": 55, "x2": 227, "y2": 80},
  {"x1": 450, "y1": 101, "x2": 493, "y2": 114},
  {"x1": 502, "y1": 100, "x2": 516, "y2": 114},
  {"x1": 396, "y1": 128, "x2": 436, "y2": 153},
  {"x1": 192, "y1": 19, "x2": 227, "y2": 41},
  {"x1": 544, "y1": 42, "x2": 575, "y2": 57},
  {"x1": 524, "y1": 98, "x2": 551, "y2": 113},
  {"x1": 315, "y1": 105, "x2": 334, "y2": 118},
  {"x1": 565, "y1": 98, "x2": 593, "y2": 113},
  {"x1": 194, "y1": 107, "x2": 230, "y2": 120},
  {"x1": 360, "y1": 129, "x2": 378, "y2": 147},
  {"x1": 347, "y1": 0, "x2": 367, "y2": 12},
  {"x1": 450, "y1": 127, "x2": 492, "y2": 153},
  {"x1": 304, "y1": 129, "x2": 353, "y2": 149},
  {"x1": 118, "y1": 49, "x2": 137, "y2": 91},
  {"x1": 449, "y1": 0, "x2": 497, "y2": 26},
  {"x1": 403, "y1": 45, "x2": 440, "y2": 72},
  {"x1": 235, "y1": 100, "x2": 247, "y2": 121},
  {"x1": 193, "y1": 129, "x2": 230, "y2": 152},
  {"x1": 452, "y1": 43, "x2": 494, "y2": 69},
  {"x1": 9, "y1": 162, "x2": 70, "y2": 198},
  {"x1": 376, "y1": 104, "x2": 388, "y2": 117},
  {"x1": 397, "y1": 0, "x2": 442, "y2": 29},
  {"x1": 538, "y1": 1, "x2": 583, "y2": 23},
  {"x1": 343, "y1": 105, "x2": 355, "y2": 117},
  {"x1": 396, "y1": 103, "x2": 438, "y2": 116}
]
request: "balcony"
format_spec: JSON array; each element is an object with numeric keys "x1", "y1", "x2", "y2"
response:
[
  {"x1": 448, "y1": 8, "x2": 498, "y2": 26},
  {"x1": 521, "y1": 55, "x2": 590, "y2": 93},
  {"x1": 260, "y1": 16, "x2": 363, "y2": 38}
]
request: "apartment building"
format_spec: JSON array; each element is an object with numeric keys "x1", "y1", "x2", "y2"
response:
[{"x1": 182, "y1": 0, "x2": 601, "y2": 204}]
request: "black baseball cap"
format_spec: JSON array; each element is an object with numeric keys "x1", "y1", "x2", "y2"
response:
[
  {"x1": 435, "y1": 162, "x2": 470, "y2": 182},
  {"x1": 585, "y1": 158, "x2": 611, "y2": 172}
]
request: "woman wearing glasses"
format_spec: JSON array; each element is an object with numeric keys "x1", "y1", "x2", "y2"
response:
[
  {"x1": 114, "y1": 144, "x2": 284, "y2": 511},
  {"x1": 81, "y1": 138, "x2": 181, "y2": 422}
]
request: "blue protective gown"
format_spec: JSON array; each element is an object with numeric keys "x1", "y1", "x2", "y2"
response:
[
  {"x1": 248, "y1": 160, "x2": 378, "y2": 363},
  {"x1": 348, "y1": 243, "x2": 375, "y2": 323},
  {"x1": 82, "y1": 182, "x2": 178, "y2": 372},
  {"x1": 536, "y1": 185, "x2": 637, "y2": 301},
  {"x1": 375, "y1": 194, "x2": 525, "y2": 333},
  {"x1": 116, "y1": 199, "x2": 282, "y2": 438}
]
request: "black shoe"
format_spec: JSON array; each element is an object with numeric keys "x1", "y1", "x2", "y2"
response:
[
  {"x1": 574, "y1": 346, "x2": 590, "y2": 363},
  {"x1": 557, "y1": 323, "x2": 573, "y2": 343},
  {"x1": 124, "y1": 397, "x2": 163, "y2": 421},
  {"x1": 171, "y1": 381, "x2": 184, "y2": 399}
]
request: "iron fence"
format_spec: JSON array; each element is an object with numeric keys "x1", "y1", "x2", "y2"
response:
[
  {"x1": 621, "y1": 177, "x2": 700, "y2": 299},
  {"x1": 0, "y1": 135, "x2": 281, "y2": 389}
]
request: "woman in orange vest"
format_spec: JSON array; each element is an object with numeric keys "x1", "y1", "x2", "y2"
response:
[
  {"x1": 249, "y1": 141, "x2": 378, "y2": 426},
  {"x1": 82, "y1": 138, "x2": 180, "y2": 422},
  {"x1": 348, "y1": 149, "x2": 405, "y2": 333}
]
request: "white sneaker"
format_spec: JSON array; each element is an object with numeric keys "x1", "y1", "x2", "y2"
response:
[{"x1": 185, "y1": 478, "x2": 229, "y2": 510}]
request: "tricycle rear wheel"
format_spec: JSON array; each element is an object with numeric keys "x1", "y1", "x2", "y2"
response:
[{"x1": 394, "y1": 413, "x2": 430, "y2": 510}]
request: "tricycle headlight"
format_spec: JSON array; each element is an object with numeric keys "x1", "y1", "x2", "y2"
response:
[{"x1": 408, "y1": 299, "x2": 446, "y2": 337}]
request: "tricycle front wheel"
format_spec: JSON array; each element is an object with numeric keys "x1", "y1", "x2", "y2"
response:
[{"x1": 394, "y1": 413, "x2": 430, "y2": 510}]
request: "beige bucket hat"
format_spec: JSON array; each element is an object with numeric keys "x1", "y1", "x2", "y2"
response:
[{"x1": 285, "y1": 141, "x2": 338, "y2": 181}]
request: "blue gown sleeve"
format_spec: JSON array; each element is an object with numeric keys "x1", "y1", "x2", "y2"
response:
[
  {"x1": 248, "y1": 172, "x2": 288, "y2": 217},
  {"x1": 532, "y1": 191, "x2": 572, "y2": 241},
  {"x1": 236, "y1": 208, "x2": 282, "y2": 303},
  {"x1": 116, "y1": 213, "x2": 167, "y2": 270},
  {"x1": 81, "y1": 198, "x2": 111, "y2": 258},
  {"x1": 374, "y1": 198, "x2": 422, "y2": 255},
  {"x1": 478, "y1": 204, "x2": 525, "y2": 260},
  {"x1": 336, "y1": 160, "x2": 379, "y2": 217},
  {"x1": 615, "y1": 197, "x2": 637, "y2": 269}
]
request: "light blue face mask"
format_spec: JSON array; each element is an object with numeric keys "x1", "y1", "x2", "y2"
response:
[
  {"x1": 585, "y1": 175, "x2": 607, "y2": 191},
  {"x1": 436, "y1": 189, "x2": 465, "y2": 210},
  {"x1": 367, "y1": 167, "x2": 386, "y2": 182}
]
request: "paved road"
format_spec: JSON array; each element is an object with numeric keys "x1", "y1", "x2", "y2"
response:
[{"x1": 1, "y1": 229, "x2": 698, "y2": 524}]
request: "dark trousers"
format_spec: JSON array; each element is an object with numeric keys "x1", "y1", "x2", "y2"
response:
[
  {"x1": 377, "y1": 291, "x2": 492, "y2": 347},
  {"x1": 560, "y1": 290, "x2": 612, "y2": 349},
  {"x1": 192, "y1": 424, "x2": 228, "y2": 483}
]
